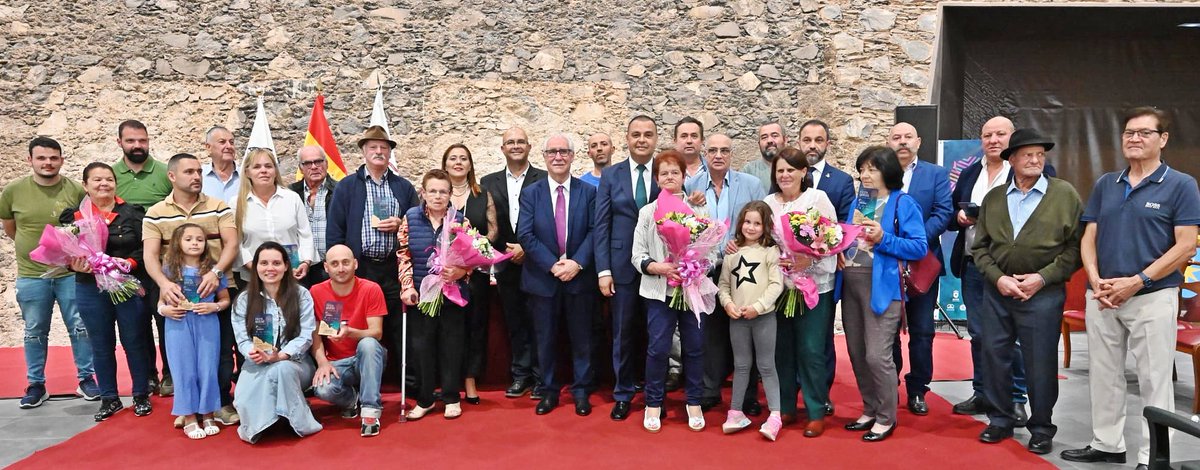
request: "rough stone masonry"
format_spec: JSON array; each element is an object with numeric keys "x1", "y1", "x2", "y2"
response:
[{"x1": 0, "y1": 0, "x2": 1185, "y2": 345}]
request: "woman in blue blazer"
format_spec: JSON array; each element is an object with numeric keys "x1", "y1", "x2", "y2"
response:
[{"x1": 840, "y1": 146, "x2": 927, "y2": 442}]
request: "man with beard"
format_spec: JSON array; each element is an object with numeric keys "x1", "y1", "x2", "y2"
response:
[
  {"x1": 201, "y1": 126, "x2": 241, "y2": 204},
  {"x1": 675, "y1": 117, "x2": 706, "y2": 178},
  {"x1": 795, "y1": 119, "x2": 857, "y2": 418},
  {"x1": 595, "y1": 115, "x2": 659, "y2": 421},
  {"x1": 580, "y1": 133, "x2": 614, "y2": 187},
  {"x1": 742, "y1": 122, "x2": 787, "y2": 193},
  {"x1": 886, "y1": 122, "x2": 953, "y2": 417},
  {"x1": 111, "y1": 120, "x2": 174, "y2": 397},
  {"x1": 142, "y1": 153, "x2": 240, "y2": 426},
  {"x1": 481, "y1": 127, "x2": 547, "y2": 400}
]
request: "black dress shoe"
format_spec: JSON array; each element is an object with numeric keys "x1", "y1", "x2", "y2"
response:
[
  {"x1": 952, "y1": 395, "x2": 990, "y2": 415},
  {"x1": 664, "y1": 372, "x2": 682, "y2": 392},
  {"x1": 1014, "y1": 403, "x2": 1028, "y2": 428},
  {"x1": 979, "y1": 425, "x2": 1013, "y2": 443},
  {"x1": 575, "y1": 398, "x2": 592, "y2": 416},
  {"x1": 743, "y1": 401, "x2": 763, "y2": 417},
  {"x1": 862, "y1": 424, "x2": 895, "y2": 442},
  {"x1": 1027, "y1": 433, "x2": 1053, "y2": 454},
  {"x1": 1060, "y1": 446, "x2": 1126, "y2": 463},
  {"x1": 611, "y1": 401, "x2": 631, "y2": 421},
  {"x1": 844, "y1": 419, "x2": 875, "y2": 431},
  {"x1": 824, "y1": 401, "x2": 835, "y2": 417},
  {"x1": 530, "y1": 382, "x2": 545, "y2": 400},
  {"x1": 535, "y1": 397, "x2": 558, "y2": 415},
  {"x1": 132, "y1": 394, "x2": 152, "y2": 417},
  {"x1": 464, "y1": 395, "x2": 481, "y2": 405},
  {"x1": 94, "y1": 398, "x2": 123, "y2": 422},
  {"x1": 907, "y1": 395, "x2": 929, "y2": 415},
  {"x1": 699, "y1": 397, "x2": 721, "y2": 412},
  {"x1": 505, "y1": 379, "x2": 531, "y2": 398}
]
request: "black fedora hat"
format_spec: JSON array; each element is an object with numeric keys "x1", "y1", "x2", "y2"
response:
[{"x1": 1000, "y1": 128, "x2": 1055, "y2": 160}]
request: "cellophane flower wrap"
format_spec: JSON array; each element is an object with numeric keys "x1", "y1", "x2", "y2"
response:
[
  {"x1": 653, "y1": 190, "x2": 727, "y2": 326},
  {"x1": 775, "y1": 208, "x2": 861, "y2": 317},
  {"x1": 418, "y1": 206, "x2": 513, "y2": 317},
  {"x1": 29, "y1": 197, "x2": 144, "y2": 304}
]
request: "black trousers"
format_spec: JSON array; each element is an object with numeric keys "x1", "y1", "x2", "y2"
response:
[
  {"x1": 496, "y1": 268, "x2": 538, "y2": 384},
  {"x1": 356, "y1": 256, "x2": 408, "y2": 386},
  {"x1": 464, "y1": 272, "x2": 491, "y2": 379},
  {"x1": 300, "y1": 262, "x2": 329, "y2": 289},
  {"x1": 411, "y1": 299, "x2": 466, "y2": 407}
]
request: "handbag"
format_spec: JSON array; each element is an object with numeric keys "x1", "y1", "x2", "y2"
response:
[{"x1": 892, "y1": 194, "x2": 941, "y2": 296}]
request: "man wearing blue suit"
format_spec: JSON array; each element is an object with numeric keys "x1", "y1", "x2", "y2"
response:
[
  {"x1": 685, "y1": 133, "x2": 766, "y2": 413},
  {"x1": 519, "y1": 134, "x2": 598, "y2": 417},
  {"x1": 798, "y1": 119, "x2": 857, "y2": 417},
  {"x1": 887, "y1": 122, "x2": 953, "y2": 416},
  {"x1": 595, "y1": 115, "x2": 659, "y2": 421}
]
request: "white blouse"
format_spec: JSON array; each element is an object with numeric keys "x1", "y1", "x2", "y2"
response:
[
  {"x1": 232, "y1": 187, "x2": 315, "y2": 275},
  {"x1": 764, "y1": 189, "x2": 838, "y2": 293}
]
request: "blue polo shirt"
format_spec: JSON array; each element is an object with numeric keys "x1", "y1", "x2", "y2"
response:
[{"x1": 1082, "y1": 163, "x2": 1200, "y2": 293}]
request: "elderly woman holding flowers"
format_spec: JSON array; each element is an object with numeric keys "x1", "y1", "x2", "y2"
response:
[
  {"x1": 762, "y1": 147, "x2": 839, "y2": 437},
  {"x1": 631, "y1": 150, "x2": 722, "y2": 433}
]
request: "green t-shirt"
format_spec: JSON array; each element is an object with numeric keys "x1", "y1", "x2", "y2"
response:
[
  {"x1": 0, "y1": 176, "x2": 85, "y2": 277},
  {"x1": 114, "y1": 158, "x2": 172, "y2": 210}
]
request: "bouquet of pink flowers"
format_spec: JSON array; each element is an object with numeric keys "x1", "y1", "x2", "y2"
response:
[
  {"x1": 775, "y1": 208, "x2": 861, "y2": 317},
  {"x1": 418, "y1": 207, "x2": 513, "y2": 316},
  {"x1": 654, "y1": 190, "x2": 728, "y2": 325},
  {"x1": 29, "y1": 197, "x2": 144, "y2": 304}
]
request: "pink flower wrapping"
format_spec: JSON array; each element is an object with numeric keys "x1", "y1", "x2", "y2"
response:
[
  {"x1": 774, "y1": 209, "x2": 862, "y2": 316},
  {"x1": 29, "y1": 197, "x2": 144, "y2": 303},
  {"x1": 652, "y1": 190, "x2": 727, "y2": 326},
  {"x1": 418, "y1": 207, "x2": 514, "y2": 316}
]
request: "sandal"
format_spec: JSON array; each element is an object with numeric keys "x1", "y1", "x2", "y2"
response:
[
  {"x1": 183, "y1": 422, "x2": 206, "y2": 440},
  {"x1": 687, "y1": 405, "x2": 705, "y2": 432},
  {"x1": 405, "y1": 403, "x2": 435, "y2": 421},
  {"x1": 444, "y1": 403, "x2": 462, "y2": 419},
  {"x1": 643, "y1": 407, "x2": 662, "y2": 433},
  {"x1": 202, "y1": 418, "x2": 220, "y2": 436}
]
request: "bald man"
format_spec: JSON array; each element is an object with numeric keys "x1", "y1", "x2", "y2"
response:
[
  {"x1": 481, "y1": 127, "x2": 548, "y2": 399},
  {"x1": 290, "y1": 145, "x2": 339, "y2": 287},
  {"x1": 886, "y1": 122, "x2": 953, "y2": 416},
  {"x1": 581, "y1": 133, "x2": 614, "y2": 187},
  {"x1": 310, "y1": 244, "x2": 388, "y2": 437}
]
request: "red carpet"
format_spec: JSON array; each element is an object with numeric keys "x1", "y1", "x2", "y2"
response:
[
  {"x1": 0, "y1": 346, "x2": 144, "y2": 398},
  {"x1": 8, "y1": 332, "x2": 1048, "y2": 469}
]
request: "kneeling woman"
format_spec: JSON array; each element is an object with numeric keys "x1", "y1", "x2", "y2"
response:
[{"x1": 232, "y1": 242, "x2": 321, "y2": 444}]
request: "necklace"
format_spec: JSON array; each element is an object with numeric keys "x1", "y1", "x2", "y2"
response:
[{"x1": 452, "y1": 181, "x2": 470, "y2": 197}]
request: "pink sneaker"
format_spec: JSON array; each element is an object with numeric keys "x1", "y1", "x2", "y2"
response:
[
  {"x1": 722, "y1": 410, "x2": 751, "y2": 434},
  {"x1": 759, "y1": 415, "x2": 783, "y2": 441}
]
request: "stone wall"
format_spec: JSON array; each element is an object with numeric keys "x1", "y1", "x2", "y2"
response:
[{"x1": 0, "y1": 0, "x2": 1185, "y2": 344}]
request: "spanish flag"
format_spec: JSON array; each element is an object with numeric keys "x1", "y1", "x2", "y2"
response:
[{"x1": 300, "y1": 93, "x2": 347, "y2": 180}]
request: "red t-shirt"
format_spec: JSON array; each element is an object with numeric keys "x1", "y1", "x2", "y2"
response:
[{"x1": 309, "y1": 277, "x2": 388, "y2": 361}]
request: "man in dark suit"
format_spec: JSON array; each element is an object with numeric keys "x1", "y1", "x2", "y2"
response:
[
  {"x1": 290, "y1": 145, "x2": 338, "y2": 287},
  {"x1": 798, "y1": 119, "x2": 857, "y2": 417},
  {"x1": 480, "y1": 127, "x2": 547, "y2": 400},
  {"x1": 887, "y1": 122, "x2": 953, "y2": 416},
  {"x1": 595, "y1": 115, "x2": 659, "y2": 421},
  {"x1": 518, "y1": 134, "x2": 598, "y2": 416}
]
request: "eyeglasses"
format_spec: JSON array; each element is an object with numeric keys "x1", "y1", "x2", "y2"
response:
[
  {"x1": 1122, "y1": 129, "x2": 1161, "y2": 139},
  {"x1": 706, "y1": 148, "x2": 732, "y2": 156},
  {"x1": 300, "y1": 159, "x2": 325, "y2": 167},
  {"x1": 543, "y1": 149, "x2": 574, "y2": 157}
]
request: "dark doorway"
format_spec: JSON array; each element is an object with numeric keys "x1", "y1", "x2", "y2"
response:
[{"x1": 932, "y1": 4, "x2": 1200, "y2": 198}]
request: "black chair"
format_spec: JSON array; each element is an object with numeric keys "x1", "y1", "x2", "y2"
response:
[{"x1": 1146, "y1": 406, "x2": 1200, "y2": 470}]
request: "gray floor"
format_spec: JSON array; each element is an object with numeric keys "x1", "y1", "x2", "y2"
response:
[
  {"x1": 4, "y1": 331, "x2": 1200, "y2": 467},
  {"x1": 930, "y1": 330, "x2": 1200, "y2": 469}
]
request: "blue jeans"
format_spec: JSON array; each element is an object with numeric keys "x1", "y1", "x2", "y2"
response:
[
  {"x1": 75, "y1": 281, "x2": 150, "y2": 398},
  {"x1": 644, "y1": 299, "x2": 704, "y2": 408},
  {"x1": 313, "y1": 337, "x2": 386, "y2": 415},
  {"x1": 963, "y1": 261, "x2": 1027, "y2": 403},
  {"x1": 16, "y1": 277, "x2": 93, "y2": 384}
]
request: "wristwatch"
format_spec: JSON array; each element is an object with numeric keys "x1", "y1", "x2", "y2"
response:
[{"x1": 1137, "y1": 272, "x2": 1152, "y2": 289}]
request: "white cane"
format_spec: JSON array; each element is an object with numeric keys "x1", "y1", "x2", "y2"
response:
[{"x1": 399, "y1": 304, "x2": 409, "y2": 423}]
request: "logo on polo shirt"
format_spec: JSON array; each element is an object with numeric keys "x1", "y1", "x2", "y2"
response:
[{"x1": 1145, "y1": 202, "x2": 1161, "y2": 210}]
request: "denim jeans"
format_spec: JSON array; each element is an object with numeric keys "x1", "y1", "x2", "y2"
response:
[
  {"x1": 75, "y1": 281, "x2": 150, "y2": 398},
  {"x1": 313, "y1": 337, "x2": 386, "y2": 415},
  {"x1": 16, "y1": 276, "x2": 93, "y2": 384}
]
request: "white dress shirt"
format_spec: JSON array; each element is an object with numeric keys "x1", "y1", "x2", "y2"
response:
[
  {"x1": 628, "y1": 156, "x2": 653, "y2": 199},
  {"x1": 810, "y1": 159, "x2": 827, "y2": 189},
  {"x1": 901, "y1": 159, "x2": 919, "y2": 192},
  {"x1": 231, "y1": 187, "x2": 314, "y2": 276},
  {"x1": 965, "y1": 160, "x2": 1010, "y2": 251},
  {"x1": 505, "y1": 165, "x2": 529, "y2": 232}
]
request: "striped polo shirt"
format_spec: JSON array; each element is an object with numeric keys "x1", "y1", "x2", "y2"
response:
[{"x1": 142, "y1": 191, "x2": 235, "y2": 261}]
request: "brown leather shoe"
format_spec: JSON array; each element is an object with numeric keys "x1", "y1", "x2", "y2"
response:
[
  {"x1": 781, "y1": 413, "x2": 798, "y2": 426},
  {"x1": 804, "y1": 418, "x2": 825, "y2": 437}
]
